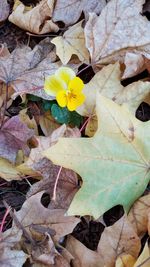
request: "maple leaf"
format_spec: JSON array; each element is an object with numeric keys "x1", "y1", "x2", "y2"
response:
[
  {"x1": 9, "y1": 0, "x2": 59, "y2": 34},
  {"x1": 0, "y1": 39, "x2": 58, "y2": 100},
  {"x1": 52, "y1": 0, "x2": 107, "y2": 26},
  {"x1": 43, "y1": 94, "x2": 150, "y2": 218},
  {"x1": 0, "y1": 115, "x2": 34, "y2": 164},
  {"x1": 77, "y1": 62, "x2": 150, "y2": 136},
  {"x1": 84, "y1": 0, "x2": 150, "y2": 78},
  {"x1": 67, "y1": 214, "x2": 140, "y2": 267},
  {"x1": 51, "y1": 21, "x2": 89, "y2": 65}
]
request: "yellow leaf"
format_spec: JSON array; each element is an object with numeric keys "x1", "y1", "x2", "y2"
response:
[{"x1": 0, "y1": 158, "x2": 21, "y2": 181}]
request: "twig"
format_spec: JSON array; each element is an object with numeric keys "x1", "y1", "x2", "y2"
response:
[
  {"x1": 0, "y1": 83, "x2": 8, "y2": 129},
  {"x1": 0, "y1": 207, "x2": 10, "y2": 233}
]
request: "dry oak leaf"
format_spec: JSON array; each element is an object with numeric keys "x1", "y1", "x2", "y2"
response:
[
  {"x1": 0, "y1": 0, "x2": 10, "y2": 23},
  {"x1": 67, "y1": 214, "x2": 140, "y2": 267},
  {"x1": 0, "y1": 39, "x2": 58, "y2": 100},
  {"x1": 84, "y1": 0, "x2": 150, "y2": 78},
  {"x1": 43, "y1": 94, "x2": 150, "y2": 218},
  {"x1": 0, "y1": 115, "x2": 34, "y2": 164},
  {"x1": 9, "y1": 0, "x2": 59, "y2": 34},
  {"x1": 77, "y1": 62, "x2": 150, "y2": 136},
  {"x1": 128, "y1": 193, "x2": 150, "y2": 237},
  {"x1": 20, "y1": 125, "x2": 80, "y2": 209},
  {"x1": 133, "y1": 241, "x2": 150, "y2": 267},
  {"x1": 52, "y1": 0, "x2": 107, "y2": 26},
  {"x1": 0, "y1": 228, "x2": 28, "y2": 267},
  {"x1": 12, "y1": 191, "x2": 80, "y2": 242},
  {"x1": 51, "y1": 21, "x2": 89, "y2": 65}
]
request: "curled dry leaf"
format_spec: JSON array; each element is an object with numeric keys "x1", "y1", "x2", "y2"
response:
[
  {"x1": 52, "y1": 0, "x2": 107, "y2": 26},
  {"x1": 12, "y1": 191, "x2": 80, "y2": 242},
  {"x1": 44, "y1": 95, "x2": 150, "y2": 218},
  {"x1": 85, "y1": 0, "x2": 150, "y2": 78},
  {"x1": 51, "y1": 21, "x2": 89, "y2": 65},
  {"x1": 39, "y1": 111, "x2": 60, "y2": 136},
  {"x1": 0, "y1": 115, "x2": 34, "y2": 164},
  {"x1": 0, "y1": 39, "x2": 57, "y2": 100},
  {"x1": 0, "y1": 0, "x2": 10, "y2": 23},
  {"x1": 128, "y1": 193, "x2": 150, "y2": 237},
  {"x1": 67, "y1": 214, "x2": 140, "y2": 267},
  {"x1": 9, "y1": 0, "x2": 59, "y2": 34},
  {"x1": 77, "y1": 62, "x2": 150, "y2": 136}
]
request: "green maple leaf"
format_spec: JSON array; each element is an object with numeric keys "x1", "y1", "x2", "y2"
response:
[{"x1": 43, "y1": 94, "x2": 150, "y2": 219}]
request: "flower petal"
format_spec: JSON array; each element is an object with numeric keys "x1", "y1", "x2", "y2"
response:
[
  {"x1": 56, "y1": 90, "x2": 67, "y2": 107},
  {"x1": 67, "y1": 92, "x2": 85, "y2": 111},
  {"x1": 55, "y1": 67, "x2": 75, "y2": 86},
  {"x1": 68, "y1": 77, "x2": 84, "y2": 92},
  {"x1": 44, "y1": 75, "x2": 67, "y2": 96}
]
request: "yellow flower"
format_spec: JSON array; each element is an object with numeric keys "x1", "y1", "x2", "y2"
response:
[{"x1": 44, "y1": 67, "x2": 85, "y2": 111}]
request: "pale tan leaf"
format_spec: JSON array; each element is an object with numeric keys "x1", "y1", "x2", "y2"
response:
[
  {"x1": 51, "y1": 21, "x2": 89, "y2": 64},
  {"x1": 53, "y1": 0, "x2": 107, "y2": 26},
  {"x1": 9, "y1": 0, "x2": 59, "y2": 34},
  {"x1": 122, "y1": 53, "x2": 145, "y2": 79},
  {"x1": 77, "y1": 62, "x2": 150, "y2": 136},
  {"x1": 39, "y1": 111, "x2": 60, "y2": 136},
  {"x1": 134, "y1": 241, "x2": 150, "y2": 267},
  {"x1": 128, "y1": 194, "x2": 150, "y2": 237},
  {"x1": 0, "y1": 158, "x2": 22, "y2": 181},
  {"x1": 84, "y1": 0, "x2": 150, "y2": 77}
]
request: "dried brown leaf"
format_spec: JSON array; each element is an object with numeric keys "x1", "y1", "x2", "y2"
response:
[
  {"x1": 53, "y1": 0, "x2": 106, "y2": 26},
  {"x1": 0, "y1": 39, "x2": 57, "y2": 100},
  {"x1": 12, "y1": 191, "x2": 80, "y2": 242},
  {"x1": 128, "y1": 194, "x2": 150, "y2": 237},
  {"x1": 0, "y1": 0, "x2": 10, "y2": 23},
  {"x1": 9, "y1": 0, "x2": 59, "y2": 34},
  {"x1": 85, "y1": 0, "x2": 150, "y2": 78},
  {"x1": 0, "y1": 115, "x2": 34, "y2": 163}
]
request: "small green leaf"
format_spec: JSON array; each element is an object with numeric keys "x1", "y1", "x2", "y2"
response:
[
  {"x1": 70, "y1": 111, "x2": 83, "y2": 127},
  {"x1": 51, "y1": 104, "x2": 71, "y2": 124},
  {"x1": 27, "y1": 95, "x2": 41, "y2": 102},
  {"x1": 42, "y1": 100, "x2": 56, "y2": 111}
]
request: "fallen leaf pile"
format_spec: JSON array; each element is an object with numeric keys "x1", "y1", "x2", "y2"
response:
[{"x1": 0, "y1": 0, "x2": 150, "y2": 266}]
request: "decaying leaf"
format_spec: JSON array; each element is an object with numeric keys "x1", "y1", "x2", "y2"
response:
[
  {"x1": 67, "y1": 214, "x2": 140, "y2": 267},
  {"x1": 39, "y1": 111, "x2": 60, "y2": 136},
  {"x1": 12, "y1": 191, "x2": 80, "y2": 242},
  {"x1": 128, "y1": 194, "x2": 150, "y2": 237},
  {"x1": 0, "y1": 115, "x2": 34, "y2": 164},
  {"x1": 0, "y1": 0, "x2": 10, "y2": 23},
  {"x1": 51, "y1": 21, "x2": 89, "y2": 64},
  {"x1": 9, "y1": 0, "x2": 59, "y2": 34},
  {"x1": 0, "y1": 158, "x2": 21, "y2": 181},
  {"x1": 19, "y1": 125, "x2": 80, "y2": 209},
  {"x1": 84, "y1": 0, "x2": 150, "y2": 77},
  {"x1": 134, "y1": 241, "x2": 150, "y2": 267},
  {"x1": 0, "y1": 39, "x2": 57, "y2": 100},
  {"x1": 115, "y1": 254, "x2": 136, "y2": 267},
  {"x1": 52, "y1": 0, "x2": 107, "y2": 26},
  {"x1": 77, "y1": 62, "x2": 150, "y2": 136},
  {"x1": 43, "y1": 94, "x2": 150, "y2": 218},
  {"x1": 0, "y1": 248, "x2": 28, "y2": 267}
]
